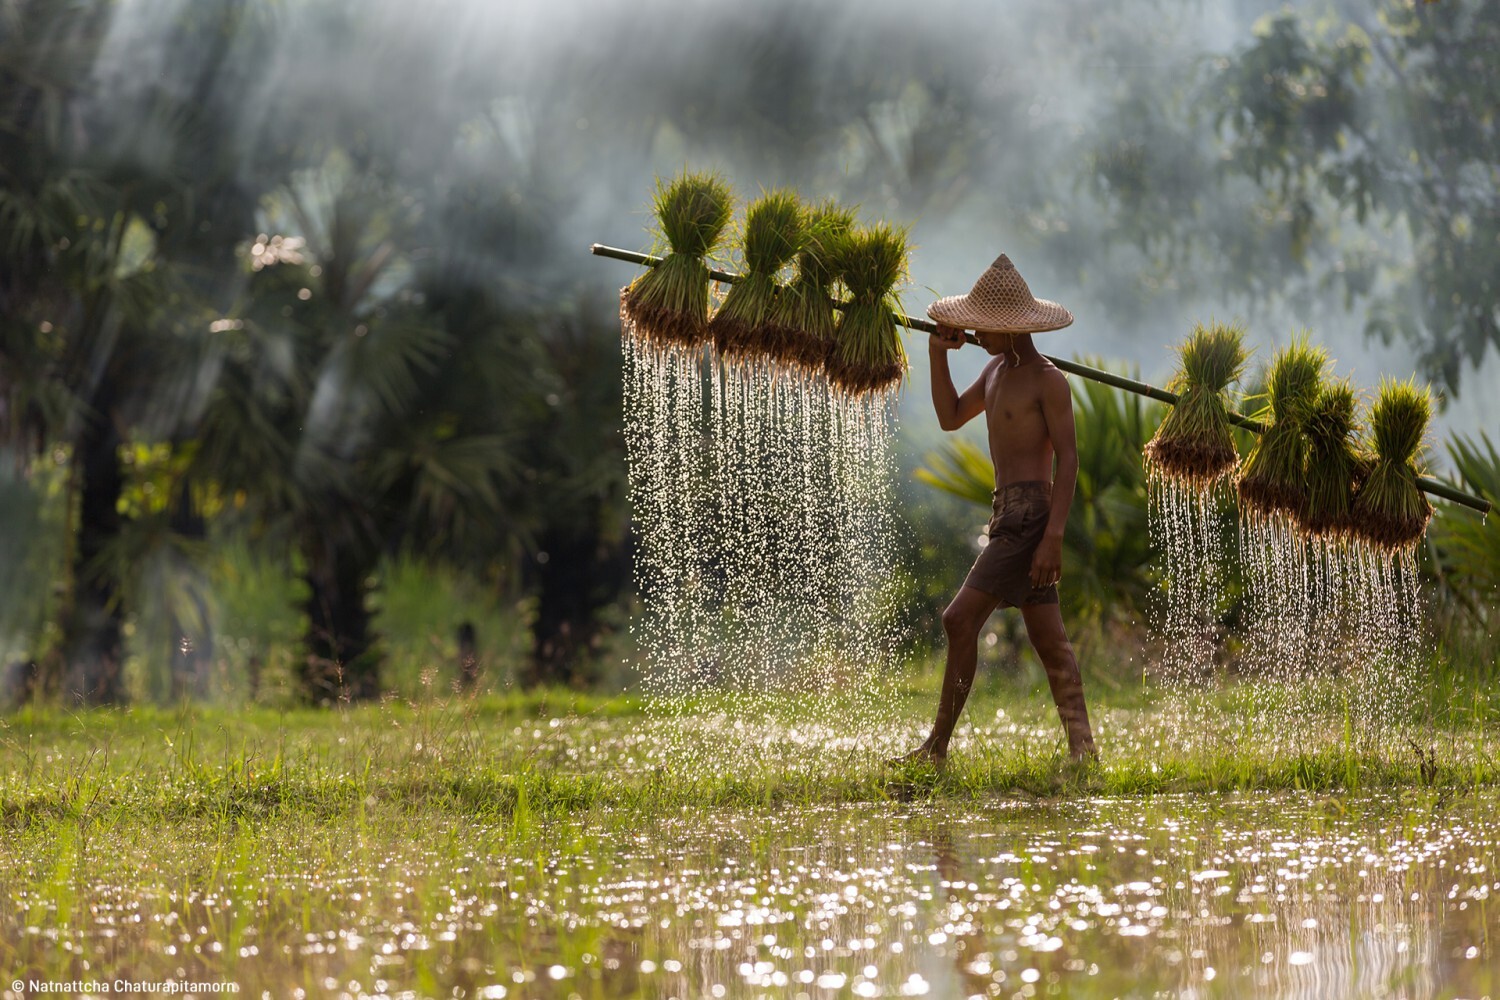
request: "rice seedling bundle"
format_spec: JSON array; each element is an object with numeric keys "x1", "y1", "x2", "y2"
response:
[
  {"x1": 1351, "y1": 378, "x2": 1433, "y2": 552},
  {"x1": 1298, "y1": 378, "x2": 1367, "y2": 538},
  {"x1": 622, "y1": 171, "x2": 734, "y2": 349},
  {"x1": 708, "y1": 189, "x2": 804, "y2": 363},
  {"x1": 1236, "y1": 338, "x2": 1328, "y2": 520},
  {"x1": 826, "y1": 223, "x2": 910, "y2": 397},
  {"x1": 761, "y1": 201, "x2": 857, "y2": 373},
  {"x1": 1143, "y1": 320, "x2": 1248, "y2": 488}
]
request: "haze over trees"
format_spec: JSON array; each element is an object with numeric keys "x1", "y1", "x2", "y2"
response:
[{"x1": 1, "y1": 0, "x2": 1494, "y2": 705}]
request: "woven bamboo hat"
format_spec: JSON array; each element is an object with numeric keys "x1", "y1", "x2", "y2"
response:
[{"x1": 927, "y1": 254, "x2": 1074, "y2": 333}]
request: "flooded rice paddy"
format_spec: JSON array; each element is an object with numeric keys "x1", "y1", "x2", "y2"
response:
[
  {"x1": 3, "y1": 793, "x2": 1496, "y2": 998},
  {"x1": 2, "y1": 701, "x2": 1497, "y2": 999}
]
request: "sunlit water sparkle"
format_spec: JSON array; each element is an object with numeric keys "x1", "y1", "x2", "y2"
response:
[{"x1": 6, "y1": 789, "x2": 1495, "y2": 999}]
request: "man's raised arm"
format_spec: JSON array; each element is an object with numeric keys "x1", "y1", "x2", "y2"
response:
[{"x1": 929, "y1": 325, "x2": 987, "y2": 431}]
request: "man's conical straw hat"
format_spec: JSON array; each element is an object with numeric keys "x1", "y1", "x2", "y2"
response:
[{"x1": 927, "y1": 254, "x2": 1074, "y2": 333}]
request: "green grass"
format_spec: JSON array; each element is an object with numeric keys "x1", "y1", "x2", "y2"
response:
[
  {"x1": 1299, "y1": 377, "x2": 1363, "y2": 537},
  {"x1": 650, "y1": 169, "x2": 735, "y2": 259},
  {"x1": 761, "y1": 200, "x2": 857, "y2": 370},
  {"x1": 1237, "y1": 336, "x2": 1329, "y2": 519},
  {"x1": 4, "y1": 666, "x2": 1496, "y2": 833},
  {"x1": 623, "y1": 170, "x2": 735, "y2": 347},
  {"x1": 709, "y1": 188, "x2": 804, "y2": 360}
]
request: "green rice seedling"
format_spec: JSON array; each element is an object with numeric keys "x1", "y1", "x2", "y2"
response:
[
  {"x1": 1236, "y1": 336, "x2": 1329, "y2": 521},
  {"x1": 761, "y1": 201, "x2": 858, "y2": 372},
  {"x1": 1298, "y1": 378, "x2": 1367, "y2": 538},
  {"x1": 826, "y1": 222, "x2": 910, "y2": 397},
  {"x1": 1351, "y1": 377, "x2": 1434, "y2": 552},
  {"x1": 1144, "y1": 320, "x2": 1248, "y2": 488},
  {"x1": 622, "y1": 171, "x2": 734, "y2": 349},
  {"x1": 708, "y1": 188, "x2": 805, "y2": 363}
]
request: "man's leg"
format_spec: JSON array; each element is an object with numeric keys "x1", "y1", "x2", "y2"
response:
[
  {"x1": 1020, "y1": 603, "x2": 1097, "y2": 760},
  {"x1": 891, "y1": 585, "x2": 1000, "y2": 764}
]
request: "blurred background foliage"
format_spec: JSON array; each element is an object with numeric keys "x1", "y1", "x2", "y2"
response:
[
  {"x1": 1430, "y1": 434, "x2": 1500, "y2": 627},
  {"x1": 1, "y1": 0, "x2": 1496, "y2": 706}
]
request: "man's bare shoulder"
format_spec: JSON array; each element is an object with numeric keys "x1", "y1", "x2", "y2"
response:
[
  {"x1": 976, "y1": 354, "x2": 1003, "y2": 387},
  {"x1": 1036, "y1": 360, "x2": 1070, "y2": 391}
]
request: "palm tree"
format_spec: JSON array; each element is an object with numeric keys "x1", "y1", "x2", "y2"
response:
[
  {"x1": 0, "y1": 0, "x2": 190, "y2": 703},
  {"x1": 191, "y1": 153, "x2": 520, "y2": 703},
  {"x1": 3, "y1": 0, "x2": 293, "y2": 703}
]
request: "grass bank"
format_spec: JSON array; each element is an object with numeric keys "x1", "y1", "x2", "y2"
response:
[{"x1": 2, "y1": 671, "x2": 1495, "y2": 832}]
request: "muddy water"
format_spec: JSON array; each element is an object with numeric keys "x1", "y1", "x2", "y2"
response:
[{"x1": 4, "y1": 791, "x2": 1495, "y2": 998}]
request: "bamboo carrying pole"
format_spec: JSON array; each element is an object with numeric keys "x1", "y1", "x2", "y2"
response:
[{"x1": 592, "y1": 243, "x2": 1491, "y2": 516}]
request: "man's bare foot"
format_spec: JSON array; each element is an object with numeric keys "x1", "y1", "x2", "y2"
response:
[
  {"x1": 886, "y1": 743, "x2": 947, "y2": 769},
  {"x1": 1067, "y1": 742, "x2": 1099, "y2": 764}
]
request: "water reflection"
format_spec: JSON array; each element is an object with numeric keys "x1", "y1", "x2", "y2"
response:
[{"x1": 3, "y1": 790, "x2": 1495, "y2": 997}]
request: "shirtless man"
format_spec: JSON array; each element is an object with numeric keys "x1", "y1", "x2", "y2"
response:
[{"x1": 892, "y1": 255, "x2": 1098, "y2": 766}]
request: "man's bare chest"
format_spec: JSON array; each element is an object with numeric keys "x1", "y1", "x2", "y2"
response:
[{"x1": 984, "y1": 367, "x2": 1044, "y2": 425}]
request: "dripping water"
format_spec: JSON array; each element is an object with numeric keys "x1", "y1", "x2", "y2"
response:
[
  {"x1": 620, "y1": 311, "x2": 907, "y2": 774},
  {"x1": 1147, "y1": 467, "x2": 1432, "y2": 752},
  {"x1": 1147, "y1": 475, "x2": 1232, "y2": 690}
]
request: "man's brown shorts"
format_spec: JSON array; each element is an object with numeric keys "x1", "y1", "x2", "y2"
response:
[{"x1": 963, "y1": 480, "x2": 1059, "y2": 608}]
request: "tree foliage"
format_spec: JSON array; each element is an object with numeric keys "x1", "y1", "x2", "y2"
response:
[
  {"x1": 1092, "y1": 2, "x2": 1500, "y2": 397},
  {"x1": 0, "y1": 0, "x2": 626, "y2": 703},
  {"x1": 1430, "y1": 434, "x2": 1500, "y2": 623}
]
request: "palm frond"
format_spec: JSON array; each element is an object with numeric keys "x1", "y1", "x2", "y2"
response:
[
  {"x1": 1430, "y1": 432, "x2": 1500, "y2": 617},
  {"x1": 914, "y1": 438, "x2": 993, "y2": 505},
  {"x1": 340, "y1": 314, "x2": 452, "y2": 419},
  {"x1": 407, "y1": 433, "x2": 518, "y2": 539}
]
